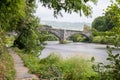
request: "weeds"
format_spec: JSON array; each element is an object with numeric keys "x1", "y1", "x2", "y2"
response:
[{"x1": 15, "y1": 48, "x2": 97, "y2": 80}]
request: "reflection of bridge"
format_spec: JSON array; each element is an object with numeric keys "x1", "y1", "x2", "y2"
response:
[{"x1": 39, "y1": 27, "x2": 91, "y2": 43}]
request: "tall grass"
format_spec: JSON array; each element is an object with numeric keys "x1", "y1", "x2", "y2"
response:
[
  {"x1": 0, "y1": 49, "x2": 15, "y2": 80},
  {"x1": 39, "y1": 54, "x2": 97, "y2": 80},
  {"x1": 15, "y1": 47, "x2": 97, "y2": 80}
]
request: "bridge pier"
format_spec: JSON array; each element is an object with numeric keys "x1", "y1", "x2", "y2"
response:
[
  {"x1": 59, "y1": 30, "x2": 67, "y2": 44},
  {"x1": 59, "y1": 39, "x2": 67, "y2": 44}
]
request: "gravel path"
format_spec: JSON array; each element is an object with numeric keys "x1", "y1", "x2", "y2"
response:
[{"x1": 8, "y1": 48, "x2": 39, "y2": 80}]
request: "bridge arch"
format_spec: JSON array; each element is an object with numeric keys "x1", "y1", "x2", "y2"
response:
[
  {"x1": 67, "y1": 33, "x2": 90, "y2": 40},
  {"x1": 39, "y1": 27, "x2": 91, "y2": 43},
  {"x1": 66, "y1": 33, "x2": 90, "y2": 42},
  {"x1": 47, "y1": 31, "x2": 61, "y2": 40},
  {"x1": 65, "y1": 30, "x2": 90, "y2": 41}
]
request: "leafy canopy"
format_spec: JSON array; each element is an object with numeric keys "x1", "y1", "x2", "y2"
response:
[
  {"x1": 0, "y1": 0, "x2": 25, "y2": 31},
  {"x1": 40, "y1": 0, "x2": 98, "y2": 17}
]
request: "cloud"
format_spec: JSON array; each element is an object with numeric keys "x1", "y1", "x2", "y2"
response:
[{"x1": 35, "y1": 0, "x2": 111, "y2": 23}]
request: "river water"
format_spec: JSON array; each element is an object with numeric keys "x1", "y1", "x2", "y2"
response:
[{"x1": 40, "y1": 41, "x2": 120, "y2": 63}]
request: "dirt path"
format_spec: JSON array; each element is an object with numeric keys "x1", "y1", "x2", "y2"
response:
[{"x1": 8, "y1": 48, "x2": 39, "y2": 80}]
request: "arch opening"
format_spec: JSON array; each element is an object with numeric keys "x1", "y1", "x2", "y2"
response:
[
  {"x1": 46, "y1": 31, "x2": 60, "y2": 41},
  {"x1": 67, "y1": 33, "x2": 90, "y2": 42}
]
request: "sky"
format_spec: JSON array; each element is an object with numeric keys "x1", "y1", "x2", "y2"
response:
[{"x1": 35, "y1": 0, "x2": 111, "y2": 23}]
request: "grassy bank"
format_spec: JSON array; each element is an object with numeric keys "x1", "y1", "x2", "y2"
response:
[
  {"x1": 14, "y1": 47, "x2": 97, "y2": 80},
  {"x1": 0, "y1": 48, "x2": 15, "y2": 80}
]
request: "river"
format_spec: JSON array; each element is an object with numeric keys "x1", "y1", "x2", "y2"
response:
[{"x1": 40, "y1": 41, "x2": 120, "y2": 63}]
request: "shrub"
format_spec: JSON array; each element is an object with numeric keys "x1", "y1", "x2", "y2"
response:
[
  {"x1": 92, "y1": 36, "x2": 102, "y2": 43},
  {"x1": 69, "y1": 34, "x2": 86, "y2": 42},
  {"x1": 60, "y1": 57, "x2": 97, "y2": 80},
  {"x1": 59, "y1": 40, "x2": 68, "y2": 44},
  {"x1": 15, "y1": 48, "x2": 97, "y2": 80},
  {"x1": 92, "y1": 47, "x2": 120, "y2": 80},
  {"x1": 39, "y1": 54, "x2": 97, "y2": 80},
  {"x1": 92, "y1": 36, "x2": 111, "y2": 44}
]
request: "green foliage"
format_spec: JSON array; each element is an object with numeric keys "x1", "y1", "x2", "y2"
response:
[
  {"x1": 92, "y1": 27, "x2": 120, "y2": 45},
  {"x1": 92, "y1": 47, "x2": 120, "y2": 80},
  {"x1": 92, "y1": 12, "x2": 116, "y2": 32},
  {"x1": 60, "y1": 57, "x2": 97, "y2": 80},
  {"x1": 92, "y1": 0, "x2": 120, "y2": 77},
  {"x1": 105, "y1": 0, "x2": 120, "y2": 28},
  {"x1": 111, "y1": 27, "x2": 120, "y2": 48},
  {"x1": 39, "y1": 53, "x2": 62, "y2": 79},
  {"x1": 92, "y1": 36, "x2": 103, "y2": 43},
  {"x1": 14, "y1": 48, "x2": 40, "y2": 74},
  {"x1": 40, "y1": 0, "x2": 98, "y2": 17},
  {"x1": 0, "y1": 49, "x2": 15, "y2": 80},
  {"x1": 59, "y1": 40, "x2": 69, "y2": 44},
  {"x1": 47, "y1": 34, "x2": 58, "y2": 41},
  {"x1": 13, "y1": 0, "x2": 43, "y2": 53},
  {"x1": 0, "y1": 30, "x2": 6, "y2": 55},
  {"x1": 4, "y1": 35, "x2": 15, "y2": 47},
  {"x1": 106, "y1": 0, "x2": 120, "y2": 47},
  {"x1": 15, "y1": 47, "x2": 97, "y2": 80},
  {"x1": 69, "y1": 34, "x2": 86, "y2": 42},
  {"x1": 39, "y1": 54, "x2": 97, "y2": 80},
  {"x1": 92, "y1": 16, "x2": 115, "y2": 32},
  {"x1": 92, "y1": 16, "x2": 106, "y2": 31},
  {"x1": 39, "y1": 32, "x2": 58, "y2": 45},
  {"x1": 0, "y1": 0, "x2": 25, "y2": 31},
  {"x1": 14, "y1": 17, "x2": 42, "y2": 53}
]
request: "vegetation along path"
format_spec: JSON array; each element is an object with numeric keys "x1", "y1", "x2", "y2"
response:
[{"x1": 8, "y1": 48, "x2": 39, "y2": 80}]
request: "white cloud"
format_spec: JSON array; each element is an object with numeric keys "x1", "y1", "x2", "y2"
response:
[{"x1": 35, "y1": 0, "x2": 111, "y2": 23}]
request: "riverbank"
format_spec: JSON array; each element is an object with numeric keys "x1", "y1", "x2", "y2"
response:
[
  {"x1": 14, "y1": 47, "x2": 98, "y2": 80},
  {"x1": 14, "y1": 41, "x2": 120, "y2": 80}
]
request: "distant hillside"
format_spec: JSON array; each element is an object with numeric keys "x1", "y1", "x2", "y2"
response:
[{"x1": 41, "y1": 20, "x2": 91, "y2": 30}]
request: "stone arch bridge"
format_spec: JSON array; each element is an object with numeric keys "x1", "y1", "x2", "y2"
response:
[{"x1": 39, "y1": 27, "x2": 91, "y2": 43}]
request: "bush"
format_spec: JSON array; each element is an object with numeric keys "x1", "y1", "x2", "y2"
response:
[
  {"x1": 59, "y1": 40, "x2": 68, "y2": 44},
  {"x1": 92, "y1": 36, "x2": 102, "y2": 43},
  {"x1": 69, "y1": 34, "x2": 87, "y2": 42},
  {"x1": 39, "y1": 54, "x2": 97, "y2": 80},
  {"x1": 92, "y1": 36, "x2": 112, "y2": 44},
  {"x1": 47, "y1": 34, "x2": 58, "y2": 41},
  {"x1": 92, "y1": 47, "x2": 120, "y2": 80},
  {"x1": 4, "y1": 35, "x2": 15, "y2": 47},
  {"x1": 60, "y1": 57, "x2": 97, "y2": 80},
  {"x1": 15, "y1": 48, "x2": 97, "y2": 80}
]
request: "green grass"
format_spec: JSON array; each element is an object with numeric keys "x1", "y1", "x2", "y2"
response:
[
  {"x1": 59, "y1": 40, "x2": 70, "y2": 44},
  {"x1": 14, "y1": 48, "x2": 40, "y2": 75},
  {"x1": 14, "y1": 48, "x2": 97, "y2": 80},
  {"x1": 0, "y1": 48, "x2": 15, "y2": 80}
]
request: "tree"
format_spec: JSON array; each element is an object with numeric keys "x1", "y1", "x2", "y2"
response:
[
  {"x1": 0, "y1": 0, "x2": 25, "y2": 31},
  {"x1": 40, "y1": 0, "x2": 98, "y2": 17},
  {"x1": 92, "y1": 16, "x2": 106, "y2": 31},
  {"x1": 0, "y1": 0, "x2": 26, "y2": 55},
  {"x1": 14, "y1": 0, "x2": 42, "y2": 53},
  {"x1": 92, "y1": 15, "x2": 115, "y2": 32},
  {"x1": 105, "y1": 0, "x2": 120, "y2": 47}
]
